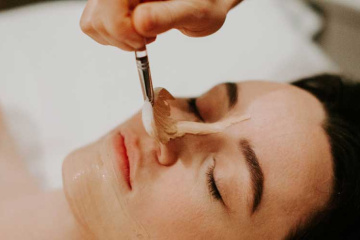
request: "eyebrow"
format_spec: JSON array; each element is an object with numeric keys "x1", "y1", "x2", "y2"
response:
[
  {"x1": 239, "y1": 139, "x2": 264, "y2": 214},
  {"x1": 225, "y1": 82, "x2": 238, "y2": 109}
]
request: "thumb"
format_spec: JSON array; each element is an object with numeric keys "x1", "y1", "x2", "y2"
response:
[{"x1": 132, "y1": 1, "x2": 198, "y2": 37}]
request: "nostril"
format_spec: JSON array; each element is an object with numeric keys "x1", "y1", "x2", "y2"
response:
[
  {"x1": 156, "y1": 147, "x2": 161, "y2": 161},
  {"x1": 145, "y1": 139, "x2": 162, "y2": 164},
  {"x1": 158, "y1": 143, "x2": 178, "y2": 166}
]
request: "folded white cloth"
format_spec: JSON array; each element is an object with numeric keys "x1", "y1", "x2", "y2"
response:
[{"x1": 276, "y1": 0, "x2": 324, "y2": 38}]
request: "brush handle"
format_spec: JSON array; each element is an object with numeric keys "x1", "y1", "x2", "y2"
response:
[{"x1": 135, "y1": 47, "x2": 154, "y2": 105}]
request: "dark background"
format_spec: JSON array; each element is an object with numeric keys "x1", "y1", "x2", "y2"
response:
[{"x1": 0, "y1": 0, "x2": 47, "y2": 10}]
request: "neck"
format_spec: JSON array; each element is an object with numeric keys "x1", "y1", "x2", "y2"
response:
[{"x1": 0, "y1": 189, "x2": 83, "y2": 240}]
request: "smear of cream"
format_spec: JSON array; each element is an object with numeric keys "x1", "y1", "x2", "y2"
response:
[
  {"x1": 174, "y1": 114, "x2": 251, "y2": 138},
  {"x1": 142, "y1": 87, "x2": 250, "y2": 144},
  {"x1": 142, "y1": 88, "x2": 177, "y2": 143}
]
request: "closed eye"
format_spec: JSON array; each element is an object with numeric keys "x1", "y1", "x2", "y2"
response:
[
  {"x1": 206, "y1": 161, "x2": 223, "y2": 203},
  {"x1": 188, "y1": 98, "x2": 204, "y2": 122}
]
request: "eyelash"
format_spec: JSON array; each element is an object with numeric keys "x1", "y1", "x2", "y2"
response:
[
  {"x1": 188, "y1": 99, "x2": 222, "y2": 202},
  {"x1": 188, "y1": 98, "x2": 204, "y2": 122},
  {"x1": 206, "y1": 162, "x2": 223, "y2": 201}
]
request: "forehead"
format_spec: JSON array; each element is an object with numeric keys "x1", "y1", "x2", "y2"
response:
[
  {"x1": 227, "y1": 81, "x2": 333, "y2": 224},
  {"x1": 233, "y1": 81, "x2": 327, "y2": 130}
]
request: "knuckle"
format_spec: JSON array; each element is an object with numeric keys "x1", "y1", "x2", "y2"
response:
[
  {"x1": 118, "y1": 43, "x2": 134, "y2": 51},
  {"x1": 109, "y1": 19, "x2": 128, "y2": 38},
  {"x1": 142, "y1": 18, "x2": 156, "y2": 33},
  {"x1": 111, "y1": 21, "x2": 141, "y2": 47},
  {"x1": 96, "y1": 39, "x2": 108, "y2": 46},
  {"x1": 135, "y1": 6, "x2": 156, "y2": 33},
  {"x1": 195, "y1": 4, "x2": 210, "y2": 20},
  {"x1": 123, "y1": 47, "x2": 134, "y2": 52},
  {"x1": 129, "y1": 40, "x2": 145, "y2": 50},
  {"x1": 108, "y1": 37, "x2": 134, "y2": 51},
  {"x1": 80, "y1": 18, "x2": 92, "y2": 33},
  {"x1": 91, "y1": 19, "x2": 104, "y2": 32}
]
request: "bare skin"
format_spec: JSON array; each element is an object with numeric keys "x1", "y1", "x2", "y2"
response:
[
  {"x1": 0, "y1": 81, "x2": 334, "y2": 239},
  {"x1": 80, "y1": 0, "x2": 243, "y2": 50},
  {"x1": 63, "y1": 81, "x2": 333, "y2": 240}
]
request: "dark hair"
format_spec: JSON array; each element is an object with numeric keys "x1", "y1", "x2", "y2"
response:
[{"x1": 285, "y1": 74, "x2": 360, "y2": 240}]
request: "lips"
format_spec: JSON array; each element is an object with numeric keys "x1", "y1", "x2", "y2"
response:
[{"x1": 114, "y1": 132, "x2": 132, "y2": 189}]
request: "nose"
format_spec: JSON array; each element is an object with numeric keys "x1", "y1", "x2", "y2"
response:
[
  {"x1": 154, "y1": 97, "x2": 218, "y2": 166},
  {"x1": 157, "y1": 139, "x2": 182, "y2": 166},
  {"x1": 157, "y1": 141, "x2": 178, "y2": 166}
]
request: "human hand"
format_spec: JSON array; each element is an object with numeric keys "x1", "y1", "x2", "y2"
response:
[{"x1": 80, "y1": 0, "x2": 242, "y2": 51}]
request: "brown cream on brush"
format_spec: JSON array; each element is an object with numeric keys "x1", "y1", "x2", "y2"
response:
[{"x1": 142, "y1": 88, "x2": 250, "y2": 144}]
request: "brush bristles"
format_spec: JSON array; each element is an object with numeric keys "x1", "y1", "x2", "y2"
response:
[
  {"x1": 141, "y1": 88, "x2": 251, "y2": 144},
  {"x1": 142, "y1": 100, "x2": 155, "y2": 137},
  {"x1": 142, "y1": 88, "x2": 177, "y2": 144}
]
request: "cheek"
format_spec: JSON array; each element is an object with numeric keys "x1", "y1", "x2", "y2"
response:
[
  {"x1": 62, "y1": 140, "x2": 147, "y2": 239},
  {"x1": 120, "y1": 112, "x2": 143, "y2": 131},
  {"x1": 128, "y1": 168, "x2": 209, "y2": 239}
]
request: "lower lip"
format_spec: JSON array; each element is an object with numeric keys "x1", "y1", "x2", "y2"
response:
[{"x1": 113, "y1": 132, "x2": 132, "y2": 189}]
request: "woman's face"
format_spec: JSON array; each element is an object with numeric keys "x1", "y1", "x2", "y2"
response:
[{"x1": 63, "y1": 81, "x2": 333, "y2": 240}]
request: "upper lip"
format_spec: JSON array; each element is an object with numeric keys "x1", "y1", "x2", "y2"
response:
[
  {"x1": 117, "y1": 130, "x2": 158, "y2": 190},
  {"x1": 121, "y1": 130, "x2": 140, "y2": 190},
  {"x1": 117, "y1": 132, "x2": 132, "y2": 189}
]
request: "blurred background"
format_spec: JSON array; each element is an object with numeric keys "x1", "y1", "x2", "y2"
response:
[
  {"x1": 0, "y1": 0, "x2": 359, "y2": 189},
  {"x1": 1, "y1": 0, "x2": 359, "y2": 77}
]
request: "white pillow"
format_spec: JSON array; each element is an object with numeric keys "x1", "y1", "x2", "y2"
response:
[{"x1": 0, "y1": 0, "x2": 338, "y2": 189}]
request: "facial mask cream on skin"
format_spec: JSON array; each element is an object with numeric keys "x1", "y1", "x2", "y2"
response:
[{"x1": 142, "y1": 87, "x2": 250, "y2": 144}]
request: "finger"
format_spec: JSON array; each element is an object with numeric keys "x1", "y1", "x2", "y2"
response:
[
  {"x1": 91, "y1": 18, "x2": 136, "y2": 51},
  {"x1": 102, "y1": 34, "x2": 135, "y2": 51},
  {"x1": 145, "y1": 36, "x2": 157, "y2": 44},
  {"x1": 80, "y1": 7, "x2": 110, "y2": 45},
  {"x1": 132, "y1": 1, "x2": 199, "y2": 37},
  {"x1": 85, "y1": 28, "x2": 111, "y2": 46},
  {"x1": 129, "y1": 0, "x2": 141, "y2": 10},
  {"x1": 104, "y1": 17, "x2": 146, "y2": 50}
]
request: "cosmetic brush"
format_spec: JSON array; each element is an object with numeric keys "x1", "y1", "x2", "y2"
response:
[
  {"x1": 136, "y1": 48, "x2": 251, "y2": 144},
  {"x1": 136, "y1": 47, "x2": 177, "y2": 144},
  {"x1": 135, "y1": 47, "x2": 154, "y2": 105}
]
